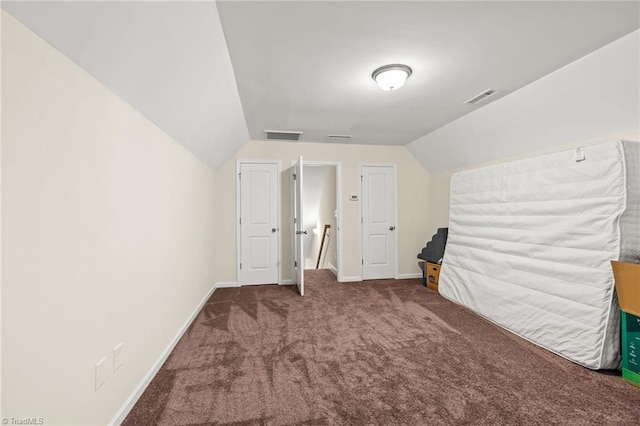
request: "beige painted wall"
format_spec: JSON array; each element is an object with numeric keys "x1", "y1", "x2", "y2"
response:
[
  {"x1": 429, "y1": 131, "x2": 640, "y2": 231},
  {"x1": 215, "y1": 141, "x2": 432, "y2": 283},
  {"x1": 2, "y1": 13, "x2": 216, "y2": 424}
]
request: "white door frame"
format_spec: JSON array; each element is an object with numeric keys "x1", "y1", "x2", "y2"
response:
[
  {"x1": 236, "y1": 160, "x2": 282, "y2": 285},
  {"x1": 359, "y1": 163, "x2": 398, "y2": 280},
  {"x1": 290, "y1": 160, "x2": 344, "y2": 282}
]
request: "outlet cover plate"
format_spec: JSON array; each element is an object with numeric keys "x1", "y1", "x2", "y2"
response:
[{"x1": 95, "y1": 357, "x2": 107, "y2": 391}]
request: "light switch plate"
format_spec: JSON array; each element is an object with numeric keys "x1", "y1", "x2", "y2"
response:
[{"x1": 113, "y1": 343, "x2": 124, "y2": 372}]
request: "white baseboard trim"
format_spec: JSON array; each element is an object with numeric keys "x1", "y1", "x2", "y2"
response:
[
  {"x1": 215, "y1": 281, "x2": 240, "y2": 288},
  {"x1": 109, "y1": 283, "x2": 216, "y2": 426},
  {"x1": 340, "y1": 276, "x2": 362, "y2": 283},
  {"x1": 397, "y1": 273, "x2": 422, "y2": 280},
  {"x1": 327, "y1": 263, "x2": 337, "y2": 276},
  {"x1": 279, "y1": 279, "x2": 294, "y2": 285}
]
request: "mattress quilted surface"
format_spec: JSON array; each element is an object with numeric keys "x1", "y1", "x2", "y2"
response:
[{"x1": 439, "y1": 140, "x2": 640, "y2": 369}]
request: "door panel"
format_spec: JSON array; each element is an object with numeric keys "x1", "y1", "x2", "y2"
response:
[
  {"x1": 249, "y1": 171, "x2": 271, "y2": 224},
  {"x1": 369, "y1": 234, "x2": 389, "y2": 265},
  {"x1": 293, "y1": 156, "x2": 305, "y2": 296},
  {"x1": 369, "y1": 174, "x2": 388, "y2": 223},
  {"x1": 240, "y1": 162, "x2": 278, "y2": 285},
  {"x1": 249, "y1": 236, "x2": 271, "y2": 269},
  {"x1": 362, "y1": 166, "x2": 396, "y2": 280}
]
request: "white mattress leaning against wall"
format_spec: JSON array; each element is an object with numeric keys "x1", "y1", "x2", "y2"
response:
[{"x1": 438, "y1": 140, "x2": 640, "y2": 370}]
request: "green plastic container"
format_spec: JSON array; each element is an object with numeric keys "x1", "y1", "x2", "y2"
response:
[{"x1": 621, "y1": 311, "x2": 640, "y2": 387}]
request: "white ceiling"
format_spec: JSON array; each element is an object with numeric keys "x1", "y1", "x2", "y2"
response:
[
  {"x1": 2, "y1": 1, "x2": 249, "y2": 169},
  {"x1": 2, "y1": 1, "x2": 639, "y2": 170},
  {"x1": 217, "y1": 1, "x2": 639, "y2": 145},
  {"x1": 408, "y1": 29, "x2": 640, "y2": 172}
]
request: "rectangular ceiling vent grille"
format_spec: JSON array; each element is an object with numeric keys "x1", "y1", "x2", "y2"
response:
[
  {"x1": 464, "y1": 89, "x2": 497, "y2": 105},
  {"x1": 264, "y1": 130, "x2": 303, "y2": 141},
  {"x1": 328, "y1": 134, "x2": 352, "y2": 140}
]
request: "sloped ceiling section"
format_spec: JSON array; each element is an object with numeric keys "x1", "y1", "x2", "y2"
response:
[
  {"x1": 2, "y1": 1, "x2": 249, "y2": 169},
  {"x1": 407, "y1": 30, "x2": 640, "y2": 173},
  {"x1": 217, "y1": 1, "x2": 639, "y2": 147}
]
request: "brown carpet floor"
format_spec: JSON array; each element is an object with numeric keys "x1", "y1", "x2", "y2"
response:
[{"x1": 123, "y1": 270, "x2": 640, "y2": 425}]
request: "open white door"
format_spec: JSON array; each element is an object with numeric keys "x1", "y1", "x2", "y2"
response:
[{"x1": 293, "y1": 156, "x2": 305, "y2": 296}]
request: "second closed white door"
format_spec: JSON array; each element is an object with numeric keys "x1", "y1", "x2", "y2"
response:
[{"x1": 361, "y1": 165, "x2": 396, "y2": 280}]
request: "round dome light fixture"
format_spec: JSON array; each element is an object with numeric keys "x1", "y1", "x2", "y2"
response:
[{"x1": 372, "y1": 64, "x2": 412, "y2": 91}]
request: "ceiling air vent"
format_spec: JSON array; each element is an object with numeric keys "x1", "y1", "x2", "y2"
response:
[
  {"x1": 264, "y1": 130, "x2": 303, "y2": 141},
  {"x1": 328, "y1": 134, "x2": 352, "y2": 140},
  {"x1": 464, "y1": 89, "x2": 497, "y2": 105}
]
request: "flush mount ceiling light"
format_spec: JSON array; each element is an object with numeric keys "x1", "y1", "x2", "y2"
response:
[{"x1": 372, "y1": 64, "x2": 412, "y2": 91}]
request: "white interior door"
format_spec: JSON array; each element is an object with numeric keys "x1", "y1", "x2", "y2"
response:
[
  {"x1": 293, "y1": 156, "x2": 305, "y2": 295},
  {"x1": 361, "y1": 165, "x2": 396, "y2": 280},
  {"x1": 239, "y1": 162, "x2": 279, "y2": 285}
]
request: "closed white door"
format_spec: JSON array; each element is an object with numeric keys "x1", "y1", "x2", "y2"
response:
[
  {"x1": 361, "y1": 165, "x2": 396, "y2": 280},
  {"x1": 239, "y1": 162, "x2": 279, "y2": 285},
  {"x1": 293, "y1": 156, "x2": 305, "y2": 296}
]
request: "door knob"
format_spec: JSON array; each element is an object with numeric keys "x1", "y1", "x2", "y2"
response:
[
  {"x1": 272, "y1": 228, "x2": 277, "y2": 233},
  {"x1": 389, "y1": 226, "x2": 396, "y2": 231},
  {"x1": 295, "y1": 230, "x2": 308, "y2": 235}
]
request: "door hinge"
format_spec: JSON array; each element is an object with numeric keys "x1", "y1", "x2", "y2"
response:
[
  {"x1": 239, "y1": 262, "x2": 242, "y2": 270},
  {"x1": 294, "y1": 261, "x2": 297, "y2": 268},
  {"x1": 238, "y1": 172, "x2": 241, "y2": 180},
  {"x1": 361, "y1": 259, "x2": 364, "y2": 265},
  {"x1": 293, "y1": 173, "x2": 297, "y2": 180},
  {"x1": 239, "y1": 218, "x2": 242, "y2": 225},
  {"x1": 294, "y1": 217, "x2": 297, "y2": 224},
  {"x1": 361, "y1": 175, "x2": 363, "y2": 181}
]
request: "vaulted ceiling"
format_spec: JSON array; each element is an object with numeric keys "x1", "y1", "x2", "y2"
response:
[
  {"x1": 2, "y1": 1, "x2": 249, "y2": 169},
  {"x1": 217, "y1": 1, "x2": 639, "y2": 146},
  {"x1": 3, "y1": 1, "x2": 639, "y2": 170}
]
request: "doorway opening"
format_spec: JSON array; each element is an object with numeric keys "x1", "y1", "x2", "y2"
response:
[
  {"x1": 292, "y1": 160, "x2": 343, "y2": 293},
  {"x1": 302, "y1": 164, "x2": 338, "y2": 272}
]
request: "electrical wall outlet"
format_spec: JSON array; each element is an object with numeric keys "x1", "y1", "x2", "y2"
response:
[
  {"x1": 95, "y1": 357, "x2": 108, "y2": 391},
  {"x1": 113, "y1": 343, "x2": 124, "y2": 372}
]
